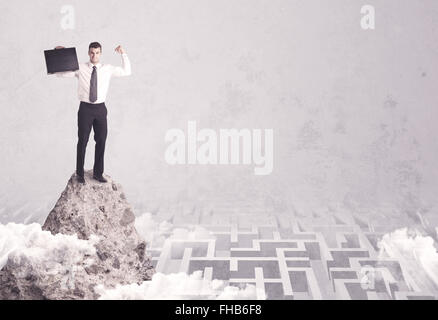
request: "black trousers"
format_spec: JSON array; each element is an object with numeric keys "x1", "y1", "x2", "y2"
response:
[{"x1": 76, "y1": 101, "x2": 108, "y2": 177}]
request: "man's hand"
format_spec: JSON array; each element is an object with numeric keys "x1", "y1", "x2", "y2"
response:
[
  {"x1": 114, "y1": 45, "x2": 126, "y2": 54},
  {"x1": 54, "y1": 46, "x2": 65, "y2": 49}
]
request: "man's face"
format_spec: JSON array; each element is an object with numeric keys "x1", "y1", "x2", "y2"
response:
[{"x1": 88, "y1": 47, "x2": 101, "y2": 64}]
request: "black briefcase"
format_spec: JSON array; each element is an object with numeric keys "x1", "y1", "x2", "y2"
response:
[{"x1": 44, "y1": 47, "x2": 79, "y2": 74}]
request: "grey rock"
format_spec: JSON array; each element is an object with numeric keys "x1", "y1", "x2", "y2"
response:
[{"x1": 0, "y1": 170, "x2": 155, "y2": 300}]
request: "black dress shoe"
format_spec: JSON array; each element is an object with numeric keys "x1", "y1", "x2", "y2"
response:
[
  {"x1": 93, "y1": 174, "x2": 108, "y2": 183},
  {"x1": 77, "y1": 175, "x2": 85, "y2": 184}
]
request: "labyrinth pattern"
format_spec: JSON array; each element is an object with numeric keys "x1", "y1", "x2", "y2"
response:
[{"x1": 139, "y1": 199, "x2": 438, "y2": 300}]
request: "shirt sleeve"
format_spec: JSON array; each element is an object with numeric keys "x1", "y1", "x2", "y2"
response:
[
  {"x1": 55, "y1": 70, "x2": 79, "y2": 78},
  {"x1": 111, "y1": 53, "x2": 131, "y2": 77}
]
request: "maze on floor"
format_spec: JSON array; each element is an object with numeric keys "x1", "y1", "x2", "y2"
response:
[{"x1": 140, "y1": 200, "x2": 438, "y2": 300}]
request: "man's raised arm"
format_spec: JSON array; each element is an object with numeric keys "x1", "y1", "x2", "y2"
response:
[
  {"x1": 53, "y1": 46, "x2": 79, "y2": 78},
  {"x1": 112, "y1": 45, "x2": 131, "y2": 77}
]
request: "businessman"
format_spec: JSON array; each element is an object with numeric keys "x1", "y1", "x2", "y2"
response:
[{"x1": 55, "y1": 42, "x2": 131, "y2": 184}]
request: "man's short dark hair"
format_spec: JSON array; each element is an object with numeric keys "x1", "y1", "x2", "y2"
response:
[{"x1": 89, "y1": 42, "x2": 102, "y2": 51}]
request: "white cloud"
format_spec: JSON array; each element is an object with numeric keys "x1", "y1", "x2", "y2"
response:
[
  {"x1": 169, "y1": 225, "x2": 216, "y2": 240},
  {"x1": 135, "y1": 212, "x2": 216, "y2": 248},
  {"x1": 0, "y1": 220, "x2": 258, "y2": 300},
  {"x1": 95, "y1": 270, "x2": 258, "y2": 300},
  {"x1": 377, "y1": 228, "x2": 438, "y2": 292},
  {"x1": 216, "y1": 284, "x2": 262, "y2": 300},
  {"x1": 134, "y1": 212, "x2": 173, "y2": 247},
  {"x1": 0, "y1": 222, "x2": 97, "y2": 271}
]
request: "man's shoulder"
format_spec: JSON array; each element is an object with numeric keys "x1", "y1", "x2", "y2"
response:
[
  {"x1": 100, "y1": 63, "x2": 114, "y2": 69},
  {"x1": 78, "y1": 62, "x2": 114, "y2": 71},
  {"x1": 78, "y1": 62, "x2": 89, "y2": 70}
]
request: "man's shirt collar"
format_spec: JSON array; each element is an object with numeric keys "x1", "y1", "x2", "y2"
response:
[{"x1": 87, "y1": 61, "x2": 102, "y2": 68}]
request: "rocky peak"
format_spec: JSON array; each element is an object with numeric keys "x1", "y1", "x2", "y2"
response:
[{"x1": 0, "y1": 170, "x2": 155, "y2": 299}]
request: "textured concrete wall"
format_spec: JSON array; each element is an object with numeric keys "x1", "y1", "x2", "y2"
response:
[{"x1": 1, "y1": 0, "x2": 438, "y2": 223}]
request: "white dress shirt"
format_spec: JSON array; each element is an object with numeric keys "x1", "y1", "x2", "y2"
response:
[{"x1": 56, "y1": 53, "x2": 131, "y2": 104}]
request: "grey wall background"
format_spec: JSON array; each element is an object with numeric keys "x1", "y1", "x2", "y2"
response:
[{"x1": 1, "y1": 0, "x2": 437, "y2": 224}]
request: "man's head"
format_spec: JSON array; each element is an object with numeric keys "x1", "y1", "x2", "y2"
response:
[{"x1": 88, "y1": 42, "x2": 102, "y2": 65}]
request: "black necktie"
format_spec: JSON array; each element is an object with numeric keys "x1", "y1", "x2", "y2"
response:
[{"x1": 89, "y1": 66, "x2": 97, "y2": 102}]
